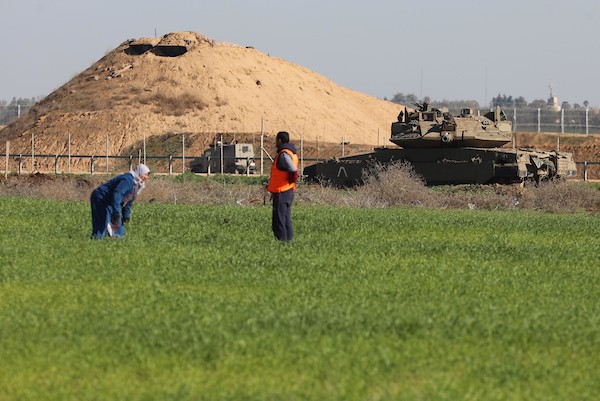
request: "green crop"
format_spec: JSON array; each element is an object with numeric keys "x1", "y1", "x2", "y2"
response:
[{"x1": 1, "y1": 198, "x2": 599, "y2": 400}]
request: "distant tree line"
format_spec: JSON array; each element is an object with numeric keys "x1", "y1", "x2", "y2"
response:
[
  {"x1": 386, "y1": 93, "x2": 600, "y2": 134},
  {"x1": 488, "y1": 94, "x2": 590, "y2": 111},
  {"x1": 0, "y1": 97, "x2": 37, "y2": 125},
  {"x1": 386, "y1": 92, "x2": 593, "y2": 111}
]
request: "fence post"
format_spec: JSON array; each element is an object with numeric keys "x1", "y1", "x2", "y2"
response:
[
  {"x1": 129, "y1": 155, "x2": 133, "y2": 171},
  {"x1": 5, "y1": 141, "x2": 9, "y2": 178},
  {"x1": 512, "y1": 108, "x2": 517, "y2": 132},
  {"x1": 90, "y1": 156, "x2": 95, "y2": 175},
  {"x1": 586, "y1": 108, "x2": 589, "y2": 135},
  {"x1": 68, "y1": 133, "x2": 71, "y2": 174},
  {"x1": 18, "y1": 155, "x2": 23, "y2": 175},
  {"x1": 561, "y1": 109, "x2": 564, "y2": 134},
  {"x1": 31, "y1": 131, "x2": 35, "y2": 173},
  {"x1": 246, "y1": 157, "x2": 250, "y2": 176},
  {"x1": 55, "y1": 155, "x2": 59, "y2": 175},
  {"x1": 169, "y1": 155, "x2": 173, "y2": 176},
  {"x1": 182, "y1": 134, "x2": 185, "y2": 175},
  {"x1": 300, "y1": 133, "x2": 304, "y2": 176},
  {"x1": 260, "y1": 119, "x2": 264, "y2": 176},
  {"x1": 537, "y1": 108, "x2": 541, "y2": 133},
  {"x1": 106, "y1": 132, "x2": 109, "y2": 176},
  {"x1": 207, "y1": 156, "x2": 211, "y2": 176},
  {"x1": 584, "y1": 161, "x2": 588, "y2": 182}
]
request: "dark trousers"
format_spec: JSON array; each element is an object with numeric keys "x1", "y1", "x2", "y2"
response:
[
  {"x1": 272, "y1": 189, "x2": 294, "y2": 241},
  {"x1": 90, "y1": 190, "x2": 124, "y2": 239}
]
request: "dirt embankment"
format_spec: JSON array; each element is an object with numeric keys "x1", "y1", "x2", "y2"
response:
[
  {"x1": 515, "y1": 132, "x2": 600, "y2": 163},
  {"x1": 0, "y1": 31, "x2": 402, "y2": 165}
]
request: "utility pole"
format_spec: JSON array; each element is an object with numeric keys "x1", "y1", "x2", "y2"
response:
[
  {"x1": 341, "y1": 137, "x2": 350, "y2": 157},
  {"x1": 260, "y1": 114, "x2": 264, "y2": 175},
  {"x1": 105, "y1": 133, "x2": 109, "y2": 176}
]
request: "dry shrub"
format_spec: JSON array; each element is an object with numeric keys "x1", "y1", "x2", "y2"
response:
[
  {"x1": 443, "y1": 180, "x2": 599, "y2": 213},
  {"x1": 141, "y1": 92, "x2": 208, "y2": 116},
  {"x1": 0, "y1": 174, "x2": 267, "y2": 207},
  {"x1": 299, "y1": 165, "x2": 600, "y2": 213},
  {"x1": 0, "y1": 174, "x2": 100, "y2": 201},
  {"x1": 349, "y1": 162, "x2": 439, "y2": 208},
  {"x1": 518, "y1": 180, "x2": 600, "y2": 212},
  {"x1": 296, "y1": 184, "x2": 359, "y2": 207},
  {"x1": 3, "y1": 173, "x2": 600, "y2": 214},
  {"x1": 298, "y1": 163, "x2": 520, "y2": 210}
]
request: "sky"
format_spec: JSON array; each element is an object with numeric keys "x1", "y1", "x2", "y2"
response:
[{"x1": 1, "y1": 0, "x2": 599, "y2": 107}]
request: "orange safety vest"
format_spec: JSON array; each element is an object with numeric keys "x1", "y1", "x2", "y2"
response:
[{"x1": 268, "y1": 148, "x2": 299, "y2": 193}]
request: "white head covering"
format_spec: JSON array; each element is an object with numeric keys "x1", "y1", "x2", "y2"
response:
[{"x1": 130, "y1": 164, "x2": 150, "y2": 198}]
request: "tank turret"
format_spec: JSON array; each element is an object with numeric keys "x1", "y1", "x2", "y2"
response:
[{"x1": 391, "y1": 103, "x2": 513, "y2": 148}]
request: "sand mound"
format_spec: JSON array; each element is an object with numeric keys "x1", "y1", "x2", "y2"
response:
[{"x1": 0, "y1": 31, "x2": 403, "y2": 159}]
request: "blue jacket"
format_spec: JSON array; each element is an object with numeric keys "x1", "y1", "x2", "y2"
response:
[{"x1": 91, "y1": 173, "x2": 135, "y2": 219}]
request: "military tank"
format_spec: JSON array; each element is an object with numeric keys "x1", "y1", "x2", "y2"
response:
[{"x1": 303, "y1": 103, "x2": 577, "y2": 186}]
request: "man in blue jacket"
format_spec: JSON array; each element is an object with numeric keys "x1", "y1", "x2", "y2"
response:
[{"x1": 90, "y1": 164, "x2": 150, "y2": 239}]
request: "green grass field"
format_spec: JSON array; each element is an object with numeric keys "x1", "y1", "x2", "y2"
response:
[{"x1": 1, "y1": 197, "x2": 599, "y2": 400}]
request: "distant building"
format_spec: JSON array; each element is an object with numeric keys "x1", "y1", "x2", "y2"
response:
[{"x1": 547, "y1": 85, "x2": 561, "y2": 111}]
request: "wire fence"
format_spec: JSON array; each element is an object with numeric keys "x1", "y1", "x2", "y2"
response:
[
  {"x1": 0, "y1": 151, "x2": 277, "y2": 177},
  {"x1": 0, "y1": 136, "x2": 325, "y2": 179},
  {"x1": 2, "y1": 148, "x2": 600, "y2": 182},
  {"x1": 508, "y1": 108, "x2": 600, "y2": 134}
]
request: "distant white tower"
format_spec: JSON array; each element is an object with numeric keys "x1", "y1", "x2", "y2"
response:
[{"x1": 547, "y1": 84, "x2": 560, "y2": 111}]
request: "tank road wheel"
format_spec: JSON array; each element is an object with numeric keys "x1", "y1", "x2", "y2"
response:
[{"x1": 441, "y1": 133, "x2": 454, "y2": 143}]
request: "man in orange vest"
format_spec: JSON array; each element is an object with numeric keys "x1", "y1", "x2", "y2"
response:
[{"x1": 267, "y1": 131, "x2": 299, "y2": 241}]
